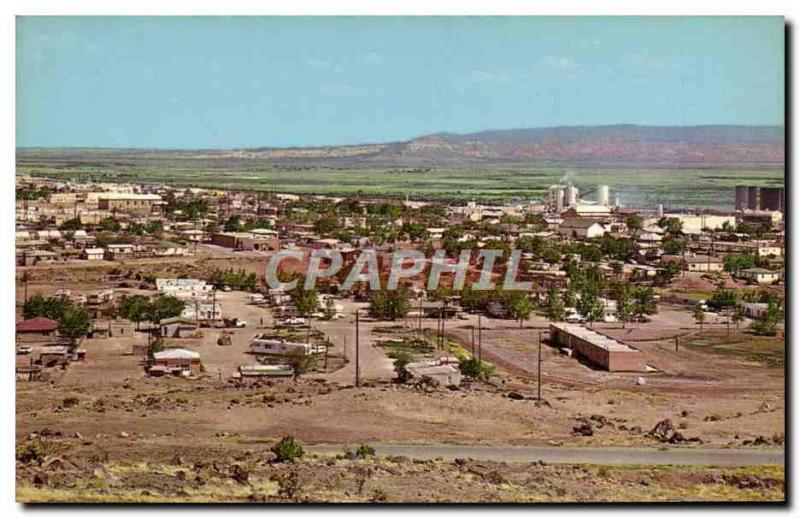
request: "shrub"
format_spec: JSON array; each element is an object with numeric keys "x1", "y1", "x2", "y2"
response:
[
  {"x1": 458, "y1": 356, "x2": 494, "y2": 380},
  {"x1": 271, "y1": 436, "x2": 304, "y2": 462},
  {"x1": 355, "y1": 444, "x2": 376, "y2": 459},
  {"x1": 61, "y1": 396, "x2": 80, "y2": 408}
]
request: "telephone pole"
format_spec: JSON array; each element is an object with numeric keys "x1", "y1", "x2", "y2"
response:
[
  {"x1": 478, "y1": 313, "x2": 482, "y2": 361},
  {"x1": 355, "y1": 310, "x2": 361, "y2": 387},
  {"x1": 537, "y1": 330, "x2": 543, "y2": 402}
]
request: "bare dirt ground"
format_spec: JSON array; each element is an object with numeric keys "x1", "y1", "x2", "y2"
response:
[{"x1": 15, "y1": 260, "x2": 785, "y2": 503}]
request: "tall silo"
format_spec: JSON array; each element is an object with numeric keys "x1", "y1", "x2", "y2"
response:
[
  {"x1": 597, "y1": 185, "x2": 610, "y2": 206},
  {"x1": 565, "y1": 184, "x2": 579, "y2": 207}
]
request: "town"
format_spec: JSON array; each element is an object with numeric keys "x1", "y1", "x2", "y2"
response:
[{"x1": 15, "y1": 173, "x2": 785, "y2": 502}]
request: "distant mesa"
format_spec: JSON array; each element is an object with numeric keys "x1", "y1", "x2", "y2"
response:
[{"x1": 18, "y1": 124, "x2": 784, "y2": 167}]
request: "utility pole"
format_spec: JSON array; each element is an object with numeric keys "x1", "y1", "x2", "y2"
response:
[
  {"x1": 440, "y1": 300, "x2": 446, "y2": 350},
  {"x1": 418, "y1": 297, "x2": 423, "y2": 338},
  {"x1": 478, "y1": 313, "x2": 482, "y2": 361},
  {"x1": 355, "y1": 310, "x2": 361, "y2": 387},
  {"x1": 537, "y1": 331, "x2": 543, "y2": 402},
  {"x1": 471, "y1": 325, "x2": 475, "y2": 355}
]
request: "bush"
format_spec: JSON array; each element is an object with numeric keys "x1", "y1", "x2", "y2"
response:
[
  {"x1": 61, "y1": 396, "x2": 80, "y2": 408},
  {"x1": 355, "y1": 444, "x2": 376, "y2": 459},
  {"x1": 271, "y1": 436, "x2": 304, "y2": 462},
  {"x1": 458, "y1": 356, "x2": 494, "y2": 380}
]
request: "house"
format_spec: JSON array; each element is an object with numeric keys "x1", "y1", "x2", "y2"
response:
[
  {"x1": 160, "y1": 317, "x2": 200, "y2": 338},
  {"x1": 82, "y1": 247, "x2": 105, "y2": 261},
  {"x1": 558, "y1": 219, "x2": 606, "y2": 239},
  {"x1": 19, "y1": 250, "x2": 59, "y2": 266},
  {"x1": 151, "y1": 348, "x2": 201, "y2": 376},
  {"x1": 661, "y1": 254, "x2": 724, "y2": 273},
  {"x1": 742, "y1": 302, "x2": 768, "y2": 319},
  {"x1": 17, "y1": 317, "x2": 59, "y2": 341},
  {"x1": 739, "y1": 268, "x2": 781, "y2": 285},
  {"x1": 211, "y1": 231, "x2": 278, "y2": 251}
]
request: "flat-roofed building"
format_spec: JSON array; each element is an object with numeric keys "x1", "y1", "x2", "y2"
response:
[
  {"x1": 97, "y1": 193, "x2": 162, "y2": 214},
  {"x1": 549, "y1": 323, "x2": 647, "y2": 372}
]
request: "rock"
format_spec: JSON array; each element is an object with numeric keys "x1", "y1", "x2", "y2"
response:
[
  {"x1": 507, "y1": 391, "x2": 525, "y2": 400},
  {"x1": 230, "y1": 464, "x2": 249, "y2": 485},
  {"x1": 648, "y1": 419, "x2": 675, "y2": 442},
  {"x1": 636, "y1": 377, "x2": 646, "y2": 386},
  {"x1": 119, "y1": 431, "x2": 130, "y2": 438},
  {"x1": 573, "y1": 423, "x2": 594, "y2": 436}
]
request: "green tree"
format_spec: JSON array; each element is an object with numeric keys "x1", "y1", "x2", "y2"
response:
[
  {"x1": 119, "y1": 294, "x2": 151, "y2": 330},
  {"x1": 509, "y1": 293, "x2": 532, "y2": 328},
  {"x1": 693, "y1": 305, "x2": 706, "y2": 331},
  {"x1": 626, "y1": 215, "x2": 644, "y2": 239},
  {"x1": 615, "y1": 285, "x2": 633, "y2": 328},
  {"x1": 147, "y1": 295, "x2": 185, "y2": 325},
  {"x1": 286, "y1": 349, "x2": 316, "y2": 381},
  {"x1": 58, "y1": 306, "x2": 91, "y2": 347},
  {"x1": 369, "y1": 288, "x2": 410, "y2": 321},
  {"x1": 290, "y1": 286, "x2": 319, "y2": 319},
  {"x1": 545, "y1": 287, "x2": 565, "y2": 322}
]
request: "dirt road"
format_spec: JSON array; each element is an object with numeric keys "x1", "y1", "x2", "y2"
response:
[{"x1": 306, "y1": 443, "x2": 784, "y2": 467}]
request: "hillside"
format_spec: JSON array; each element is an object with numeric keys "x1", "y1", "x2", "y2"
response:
[{"x1": 18, "y1": 125, "x2": 784, "y2": 168}]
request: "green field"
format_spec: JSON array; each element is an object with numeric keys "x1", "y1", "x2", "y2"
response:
[{"x1": 17, "y1": 158, "x2": 784, "y2": 209}]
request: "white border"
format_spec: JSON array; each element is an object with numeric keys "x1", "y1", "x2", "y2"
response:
[{"x1": 4, "y1": 1, "x2": 796, "y2": 516}]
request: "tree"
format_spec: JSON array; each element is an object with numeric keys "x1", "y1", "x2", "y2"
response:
[
  {"x1": 507, "y1": 292, "x2": 532, "y2": 328},
  {"x1": 23, "y1": 294, "x2": 72, "y2": 321},
  {"x1": 545, "y1": 287, "x2": 565, "y2": 322},
  {"x1": 286, "y1": 350, "x2": 315, "y2": 381},
  {"x1": 58, "y1": 306, "x2": 91, "y2": 347},
  {"x1": 291, "y1": 286, "x2": 319, "y2": 319},
  {"x1": 633, "y1": 287, "x2": 657, "y2": 320},
  {"x1": 146, "y1": 295, "x2": 185, "y2": 325},
  {"x1": 626, "y1": 215, "x2": 643, "y2": 239},
  {"x1": 615, "y1": 285, "x2": 633, "y2": 329},
  {"x1": 659, "y1": 217, "x2": 683, "y2": 237},
  {"x1": 662, "y1": 239, "x2": 686, "y2": 255},
  {"x1": 724, "y1": 253, "x2": 755, "y2": 276},
  {"x1": 368, "y1": 288, "x2": 410, "y2": 321},
  {"x1": 119, "y1": 294, "x2": 151, "y2": 330},
  {"x1": 99, "y1": 217, "x2": 121, "y2": 232},
  {"x1": 693, "y1": 305, "x2": 706, "y2": 331}
]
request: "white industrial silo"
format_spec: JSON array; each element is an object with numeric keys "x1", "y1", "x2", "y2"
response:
[
  {"x1": 565, "y1": 184, "x2": 579, "y2": 207},
  {"x1": 597, "y1": 185, "x2": 610, "y2": 206}
]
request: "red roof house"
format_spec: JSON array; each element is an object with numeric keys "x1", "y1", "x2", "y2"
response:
[{"x1": 17, "y1": 317, "x2": 59, "y2": 338}]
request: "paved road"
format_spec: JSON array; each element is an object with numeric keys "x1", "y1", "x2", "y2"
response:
[{"x1": 305, "y1": 443, "x2": 784, "y2": 467}]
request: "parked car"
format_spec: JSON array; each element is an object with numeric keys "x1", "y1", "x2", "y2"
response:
[{"x1": 16, "y1": 345, "x2": 33, "y2": 355}]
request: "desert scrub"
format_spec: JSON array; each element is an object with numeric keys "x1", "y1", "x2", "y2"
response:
[{"x1": 271, "y1": 436, "x2": 304, "y2": 462}]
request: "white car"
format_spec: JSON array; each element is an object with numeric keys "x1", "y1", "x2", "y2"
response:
[{"x1": 16, "y1": 345, "x2": 33, "y2": 355}]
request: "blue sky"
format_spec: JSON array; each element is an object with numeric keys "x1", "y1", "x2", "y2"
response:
[{"x1": 17, "y1": 16, "x2": 784, "y2": 149}]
